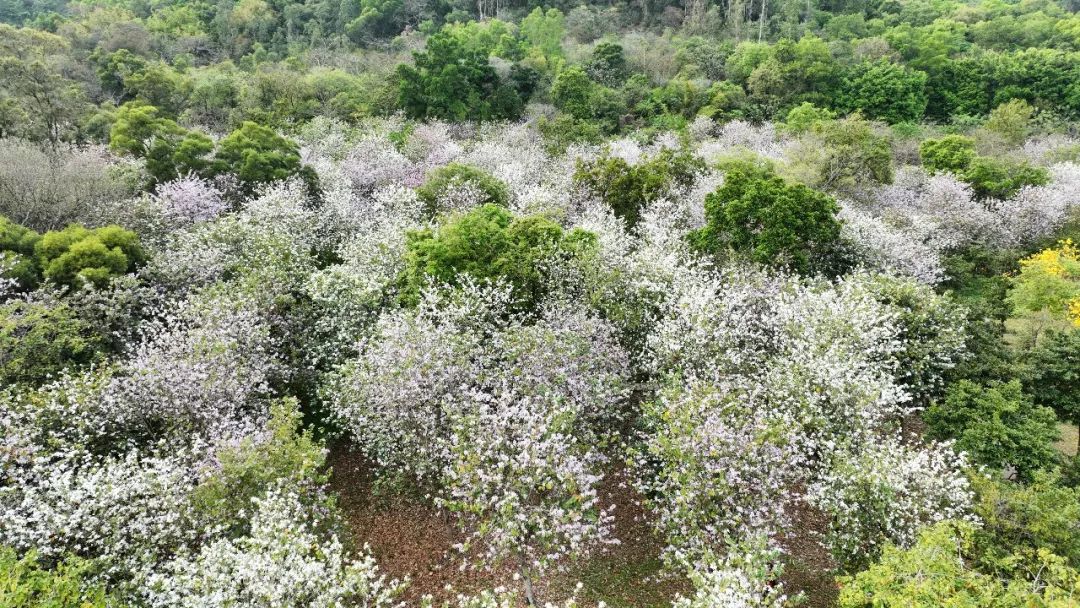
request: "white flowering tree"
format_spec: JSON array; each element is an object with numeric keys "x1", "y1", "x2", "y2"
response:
[
  {"x1": 330, "y1": 279, "x2": 629, "y2": 602},
  {"x1": 638, "y1": 379, "x2": 806, "y2": 570},
  {"x1": 149, "y1": 488, "x2": 403, "y2": 608},
  {"x1": 672, "y1": 536, "x2": 794, "y2": 608},
  {"x1": 442, "y1": 387, "x2": 615, "y2": 605},
  {"x1": 806, "y1": 437, "x2": 976, "y2": 571}
]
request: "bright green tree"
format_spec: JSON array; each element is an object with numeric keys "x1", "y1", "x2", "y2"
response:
[
  {"x1": 1006, "y1": 239, "x2": 1080, "y2": 342},
  {"x1": 109, "y1": 103, "x2": 213, "y2": 184},
  {"x1": 970, "y1": 472, "x2": 1080, "y2": 567},
  {"x1": 984, "y1": 98, "x2": 1035, "y2": 146},
  {"x1": 35, "y1": 224, "x2": 144, "y2": 289},
  {"x1": 781, "y1": 102, "x2": 836, "y2": 134},
  {"x1": 400, "y1": 204, "x2": 595, "y2": 312},
  {"x1": 919, "y1": 134, "x2": 977, "y2": 175},
  {"x1": 963, "y1": 156, "x2": 1048, "y2": 200},
  {"x1": 520, "y1": 8, "x2": 565, "y2": 60}
]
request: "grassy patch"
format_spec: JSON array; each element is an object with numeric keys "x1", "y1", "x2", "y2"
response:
[
  {"x1": 571, "y1": 554, "x2": 681, "y2": 608},
  {"x1": 1056, "y1": 422, "x2": 1079, "y2": 456}
]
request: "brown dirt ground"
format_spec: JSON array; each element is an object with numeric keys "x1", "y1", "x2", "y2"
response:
[
  {"x1": 776, "y1": 499, "x2": 840, "y2": 608},
  {"x1": 329, "y1": 442, "x2": 837, "y2": 607}
]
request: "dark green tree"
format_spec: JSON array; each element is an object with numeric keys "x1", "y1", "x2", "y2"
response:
[
  {"x1": 345, "y1": 0, "x2": 405, "y2": 43},
  {"x1": 1022, "y1": 330, "x2": 1080, "y2": 427},
  {"x1": 925, "y1": 379, "x2": 1060, "y2": 481},
  {"x1": 213, "y1": 121, "x2": 315, "y2": 193},
  {"x1": 584, "y1": 41, "x2": 628, "y2": 87},
  {"x1": 840, "y1": 60, "x2": 929, "y2": 124},
  {"x1": 689, "y1": 165, "x2": 842, "y2": 274},
  {"x1": 396, "y1": 31, "x2": 523, "y2": 122}
]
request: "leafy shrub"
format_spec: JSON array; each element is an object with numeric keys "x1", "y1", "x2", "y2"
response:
[
  {"x1": 190, "y1": 398, "x2": 330, "y2": 538},
  {"x1": 0, "y1": 298, "x2": 104, "y2": 386},
  {"x1": 969, "y1": 472, "x2": 1080, "y2": 568},
  {"x1": 1022, "y1": 329, "x2": 1080, "y2": 426},
  {"x1": 0, "y1": 547, "x2": 114, "y2": 608},
  {"x1": 925, "y1": 379, "x2": 1060, "y2": 480},
  {"x1": 920, "y1": 134, "x2": 977, "y2": 175},
  {"x1": 963, "y1": 156, "x2": 1049, "y2": 200},
  {"x1": 536, "y1": 114, "x2": 604, "y2": 152},
  {"x1": 784, "y1": 113, "x2": 894, "y2": 191},
  {"x1": 573, "y1": 147, "x2": 703, "y2": 228},
  {"x1": 838, "y1": 521, "x2": 1079, "y2": 608},
  {"x1": 399, "y1": 204, "x2": 595, "y2": 312},
  {"x1": 689, "y1": 164, "x2": 842, "y2": 274},
  {"x1": 415, "y1": 163, "x2": 510, "y2": 217},
  {"x1": 780, "y1": 102, "x2": 836, "y2": 134},
  {"x1": 35, "y1": 224, "x2": 145, "y2": 288}
]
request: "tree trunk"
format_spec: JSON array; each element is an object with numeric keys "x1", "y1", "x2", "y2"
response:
[
  {"x1": 758, "y1": 0, "x2": 767, "y2": 41},
  {"x1": 518, "y1": 553, "x2": 537, "y2": 607}
]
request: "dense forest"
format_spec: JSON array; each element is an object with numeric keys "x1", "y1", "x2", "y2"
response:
[{"x1": 1, "y1": 0, "x2": 1080, "y2": 605}]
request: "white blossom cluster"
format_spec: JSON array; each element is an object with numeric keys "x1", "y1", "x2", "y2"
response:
[
  {"x1": 694, "y1": 119, "x2": 791, "y2": 163},
  {"x1": 0, "y1": 448, "x2": 200, "y2": 590},
  {"x1": 846, "y1": 163, "x2": 1080, "y2": 283},
  {"x1": 152, "y1": 175, "x2": 229, "y2": 226},
  {"x1": 442, "y1": 386, "x2": 616, "y2": 572},
  {"x1": 634, "y1": 242, "x2": 972, "y2": 575},
  {"x1": 639, "y1": 380, "x2": 807, "y2": 570}
]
